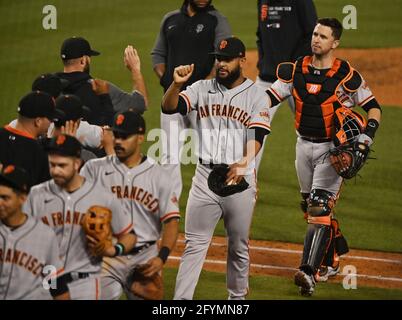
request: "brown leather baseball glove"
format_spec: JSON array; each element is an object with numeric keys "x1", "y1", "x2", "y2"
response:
[
  {"x1": 82, "y1": 205, "x2": 113, "y2": 256},
  {"x1": 129, "y1": 264, "x2": 164, "y2": 300}
]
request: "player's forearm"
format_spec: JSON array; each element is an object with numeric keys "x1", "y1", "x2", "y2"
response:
[
  {"x1": 116, "y1": 231, "x2": 137, "y2": 254},
  {"x1": 162, "y1": 83, "x2": 183, "y2": 112},
  {"x1": 153, "y1": 63, "x2": 166, "y2": 80},
  {"x1": 161, "y1": 218, "x2": 179, "y2": 251},
  {"x1": 367, "y1": 107, "x2": 381, "y2": 123},
  {"x1": 241, "y1": 139, "x2": 262, "y2": 166},
  {"x1": 130, "y1": 71, "x2": 149, "y2": 108}
]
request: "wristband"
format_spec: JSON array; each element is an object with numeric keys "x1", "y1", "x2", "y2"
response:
[
  {"x1": 114, "y1": 243, "x2": 125, "y2": 257},
  {"x1": 158, "y1": 246, "x2": 170, "y2": 264},
  {"x1": 364, "y1": 119, "x2": 379, "y2": 139}
]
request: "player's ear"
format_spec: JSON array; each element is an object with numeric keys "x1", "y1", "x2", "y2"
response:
[
  {"x1": 18, "y1": 192, "x2": 27, "y2": 205},
  {"x1": 73, "y1": 157, "x2": 82, "y2": 171},
  {"x1": 137, "y1": 134, "x2": 145, "y2": 145},
  {"x1": 332, "y1": 39, "x2": 340, "y2": 50},
  {"x1": 239, "y1": 57, "x2": 246, "y2": 68}
]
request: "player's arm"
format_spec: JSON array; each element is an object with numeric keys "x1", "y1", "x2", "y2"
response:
[
  {"x1": 226, "y1": 136, "x2": 264, "y2": 185},
  {"x1": 353, "y1": 75, "x2": 382, "y2": 146},
  {"x1": 266, "y1": 63, "x2": 295, "y2": 103},
  {"x1": 151, "y1": 14, "x2": 169, "y2": 80},
  {"x1": 123, "y1": 45, "x2": 149, "y2": 108},
  {"x1": 140, "y1": 217, "x2": 179, "y2": 278},
  {"x1": 162, "y1": 64, "x2": 194, "y2": 113}
]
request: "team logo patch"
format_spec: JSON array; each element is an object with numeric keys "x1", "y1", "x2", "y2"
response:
[
  {"x1": 56, "y1": 135, "x2": 66, "y2": 145},
  {"x1": 259, "y1": 111, "x2": 269, "y2": 119},
  {"x1": 3, "y1": 165, "x2": 15, "y2": 174},
  {"x1": 196, "y1": 24, "x2": 204, "y2": 33},
  {"x1": 116, "y1": 114, "x2": 125, "y2": 126},
  {"x1": 306, "y1": 83, "x2": 322, "y2": 95},
  {"x1": 219, "y1": 40, "x2": 228, "y2": 50}
]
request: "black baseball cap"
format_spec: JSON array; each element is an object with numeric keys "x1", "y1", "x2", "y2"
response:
[
  {"x1": 60, "y1": 36, "x2": 100, "y2": 60},
  {"x1": 209, "y1": 37, "x2": 246, "y2": 58},
  {"x1": 45, "y1": 134, "x2": 82, "y2": 158},
  {"x1": 32, "y1": 73, "x2": 66, "y2": 98},
  {"x1": 54, "y1": 94, "x2": 91, "y2": 127},
  {"x1": 0, "y1": 165, "x2": 30, "y2": 193},
  {"x1": 112, "y1": 111, "x2": 146, "y2": 135},
  {"x1": 18, "y1": 91, "x2": 65, "y2": 121}
]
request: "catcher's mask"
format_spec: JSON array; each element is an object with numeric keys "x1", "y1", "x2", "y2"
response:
[{"x1": 333, "y1": 107, "x2": 366, "y2": 147}]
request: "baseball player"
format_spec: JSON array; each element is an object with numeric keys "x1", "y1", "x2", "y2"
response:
[
  {"x1": 162, "y1": 37, "x2": 271, "y2": 300},
  {"x1": 266, "y1": 18, "x2": 382, "y2": 296},
  {"x1": 151, "y1": 0, "x2": 232, "y2": 200},
  {"x1": 80, "y1": 111, "x2": 180, "y2": 300},
  {"x1": 24, "y1": 134, "x2": 136, "y2": 300},
  {"x1": 0, "y1": 165, "x2": 70, "y2": 300}
]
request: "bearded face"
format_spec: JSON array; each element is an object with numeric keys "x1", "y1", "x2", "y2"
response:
[{"x1": 188, "y1": 0, "x2": 212, "y2": 12}]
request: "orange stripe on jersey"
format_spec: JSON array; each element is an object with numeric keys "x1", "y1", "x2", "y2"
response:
[
  {"x1": 358, "y1": 94, "x2": 374, "y2": 107},
  {"x1": 95, "y1": 278, "x2": 99, "y2": 300},
  {"x1": 113, "y1": 223, "x2": 133, "y2": 238},
  {"x1": 179, "y1": 92, "x2": 191, "y2": 114},
  {"x1": 56, "y1": 268, "x2": 65, "y2": 277},
  {"x1": 160, "y1": 212, "x2": 180, "y2": 222},
  {"x1": 4, "y1": 125, "x2": 35, "y2": 140},
  {"x1": 269, "y1": 88, "x2": 283, "y2": 102},
  {"x1": 248, "y1": 122, "x2": 271, "y2": 131}
]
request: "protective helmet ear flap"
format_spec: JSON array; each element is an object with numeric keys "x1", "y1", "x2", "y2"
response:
[{"x1": 332, "y1": 107, "x2": 367, "y2": 147}]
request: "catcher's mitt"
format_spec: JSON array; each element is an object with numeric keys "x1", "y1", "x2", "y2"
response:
[
  {"x1": 82, "y1": 205, "x2": 113, "y2": 256},
  {"x1": 207, "y1": 164, "x2": 249, "y2": 197},
  {"x1": 329, "y1": 141, "x2": 370, "y2": 179},
  {"x1": 129, "y1": 264, "x2": 163, "y2": 300}
]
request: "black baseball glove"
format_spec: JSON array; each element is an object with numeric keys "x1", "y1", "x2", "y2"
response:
[
  {"x1": 329, "y1": 141, "x2": 370, "y2": 179},
  {"x1": 207, "y1": 164, "x2": 249, "y2": 197}
]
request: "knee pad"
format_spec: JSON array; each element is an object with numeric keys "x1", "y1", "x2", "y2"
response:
[{"x1": 307, "y1": 189, "x2": 335, "y2": 225}]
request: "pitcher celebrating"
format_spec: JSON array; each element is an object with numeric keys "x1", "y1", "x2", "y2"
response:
[{"x1": 162, "y1": 37, "x2": 271, "y2": 300}]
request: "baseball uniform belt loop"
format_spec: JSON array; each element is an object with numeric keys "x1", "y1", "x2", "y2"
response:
[
  {"x1": 129, "y1": 241, "x2": 156, "y2": 255},
  {"x1": 301, "y1": 136, "x2": 332, "y2": 143},
  {"x1": 65, "y1": 272, "x2": 90, "y2": 283}
]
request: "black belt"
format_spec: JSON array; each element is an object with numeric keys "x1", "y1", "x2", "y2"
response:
[
  {"x1": 301, "y1": 136, "x2": 332, "y2": 143},
  {"x1": 199, "y1": 158, "x2": 223, "y2": 169},
  {"x1": 65, "y1": 272, "x2": 90, "y2": 283},
  {"x1": 129, "y1": 241, "x2": 156, "y2": 255}
]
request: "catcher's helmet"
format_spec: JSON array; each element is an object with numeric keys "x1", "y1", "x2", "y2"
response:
[{"x1": 333, "y1": 107, "x2": 366, "y2": 147}]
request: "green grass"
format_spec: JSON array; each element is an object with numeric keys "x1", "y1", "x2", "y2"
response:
[
  {"x1": 0, "y1": 1, "x2": 401, "y2": 254},
  {"x1": 162, "y1": 268, "x2": 402, "y2": 300}
]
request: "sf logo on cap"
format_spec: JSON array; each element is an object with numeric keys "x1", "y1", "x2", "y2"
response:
[
  {"x1": 116, "y1": 114, "x2": 125, "y2": 126},
  {"x1": 219, "y1": 40, "x2": 228, "y2": 50},
  {"x1": 3, "y1": 165, "x2": 15, "y2": 174},
  {"x1": 56, "y1": 135, "x2": 66, "y2": 145}
]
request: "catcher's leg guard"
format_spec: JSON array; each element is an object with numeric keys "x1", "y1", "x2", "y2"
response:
[
  {"x1": 322, "y1": 218, "x2": 349, "y2": 267},
  {"x1": 299, "y1": 189, "x2": 334, "y2": 275},
  {"x1": 300, "y1": 193, "x2": 309, "y2": 222}
]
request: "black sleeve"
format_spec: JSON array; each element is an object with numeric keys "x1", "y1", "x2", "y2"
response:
[
  {"x1": 293, "y1": 0, "x2": 317, "y2": 58},
  {"x1": 98, "y1": 94, "x2": 115, "y2": 126},
  {"x1": 161, "y1": 95, "x2": 187, "y2": 115},
  {"x1": 362, "y1": 98, "x2": 382, "y2": 113},
  {"x1": 248, "y1": 127, "x2": 270, "y2": 145},
  {"x1": 266, "y1": 90, "x2": 282, "y2": 107}
]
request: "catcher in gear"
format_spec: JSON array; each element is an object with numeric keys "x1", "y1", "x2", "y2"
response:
[{"x1": 266, "y1": 18, "x2": 382, "y2": 296}]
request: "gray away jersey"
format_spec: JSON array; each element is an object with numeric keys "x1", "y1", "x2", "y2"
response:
[
  {"x1": 80, "y1": 156, "x2": 180, "y2": 247},
  {"x1": 0, "y1": 216, "x2": 63, "y2": 300},
  {"x1": 24, "y1": 179, "x2": 132, "y2": 274},
  {"x1": 179, "y1": 78, "x2": 271, "y2": 174}
]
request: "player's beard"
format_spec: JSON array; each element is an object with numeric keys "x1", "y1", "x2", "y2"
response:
[
  {"x1": 52, "y1": 171, "x2": 76, "y2": 189},
  {"x1": 216, "y1": 65, "x2": 241, "y2": 88},
  {"x1": 188, "y1": 0, "x2": 211, "y2": 12}
]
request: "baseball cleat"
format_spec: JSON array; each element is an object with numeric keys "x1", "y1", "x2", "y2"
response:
[
  {"x1": 316, "y1": 264, "x2": 340, "y2": 282},
  {"x1": 294, "y1": 270, "x2": 316, "y2": 297}
]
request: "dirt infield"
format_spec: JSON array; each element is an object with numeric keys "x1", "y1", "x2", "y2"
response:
[
  {"x1": 243, "y1": 48, "x2": 402, "y2": 107},
  {"x1": 166, "y1": 234, "x2": 402, "y2": 290}
]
